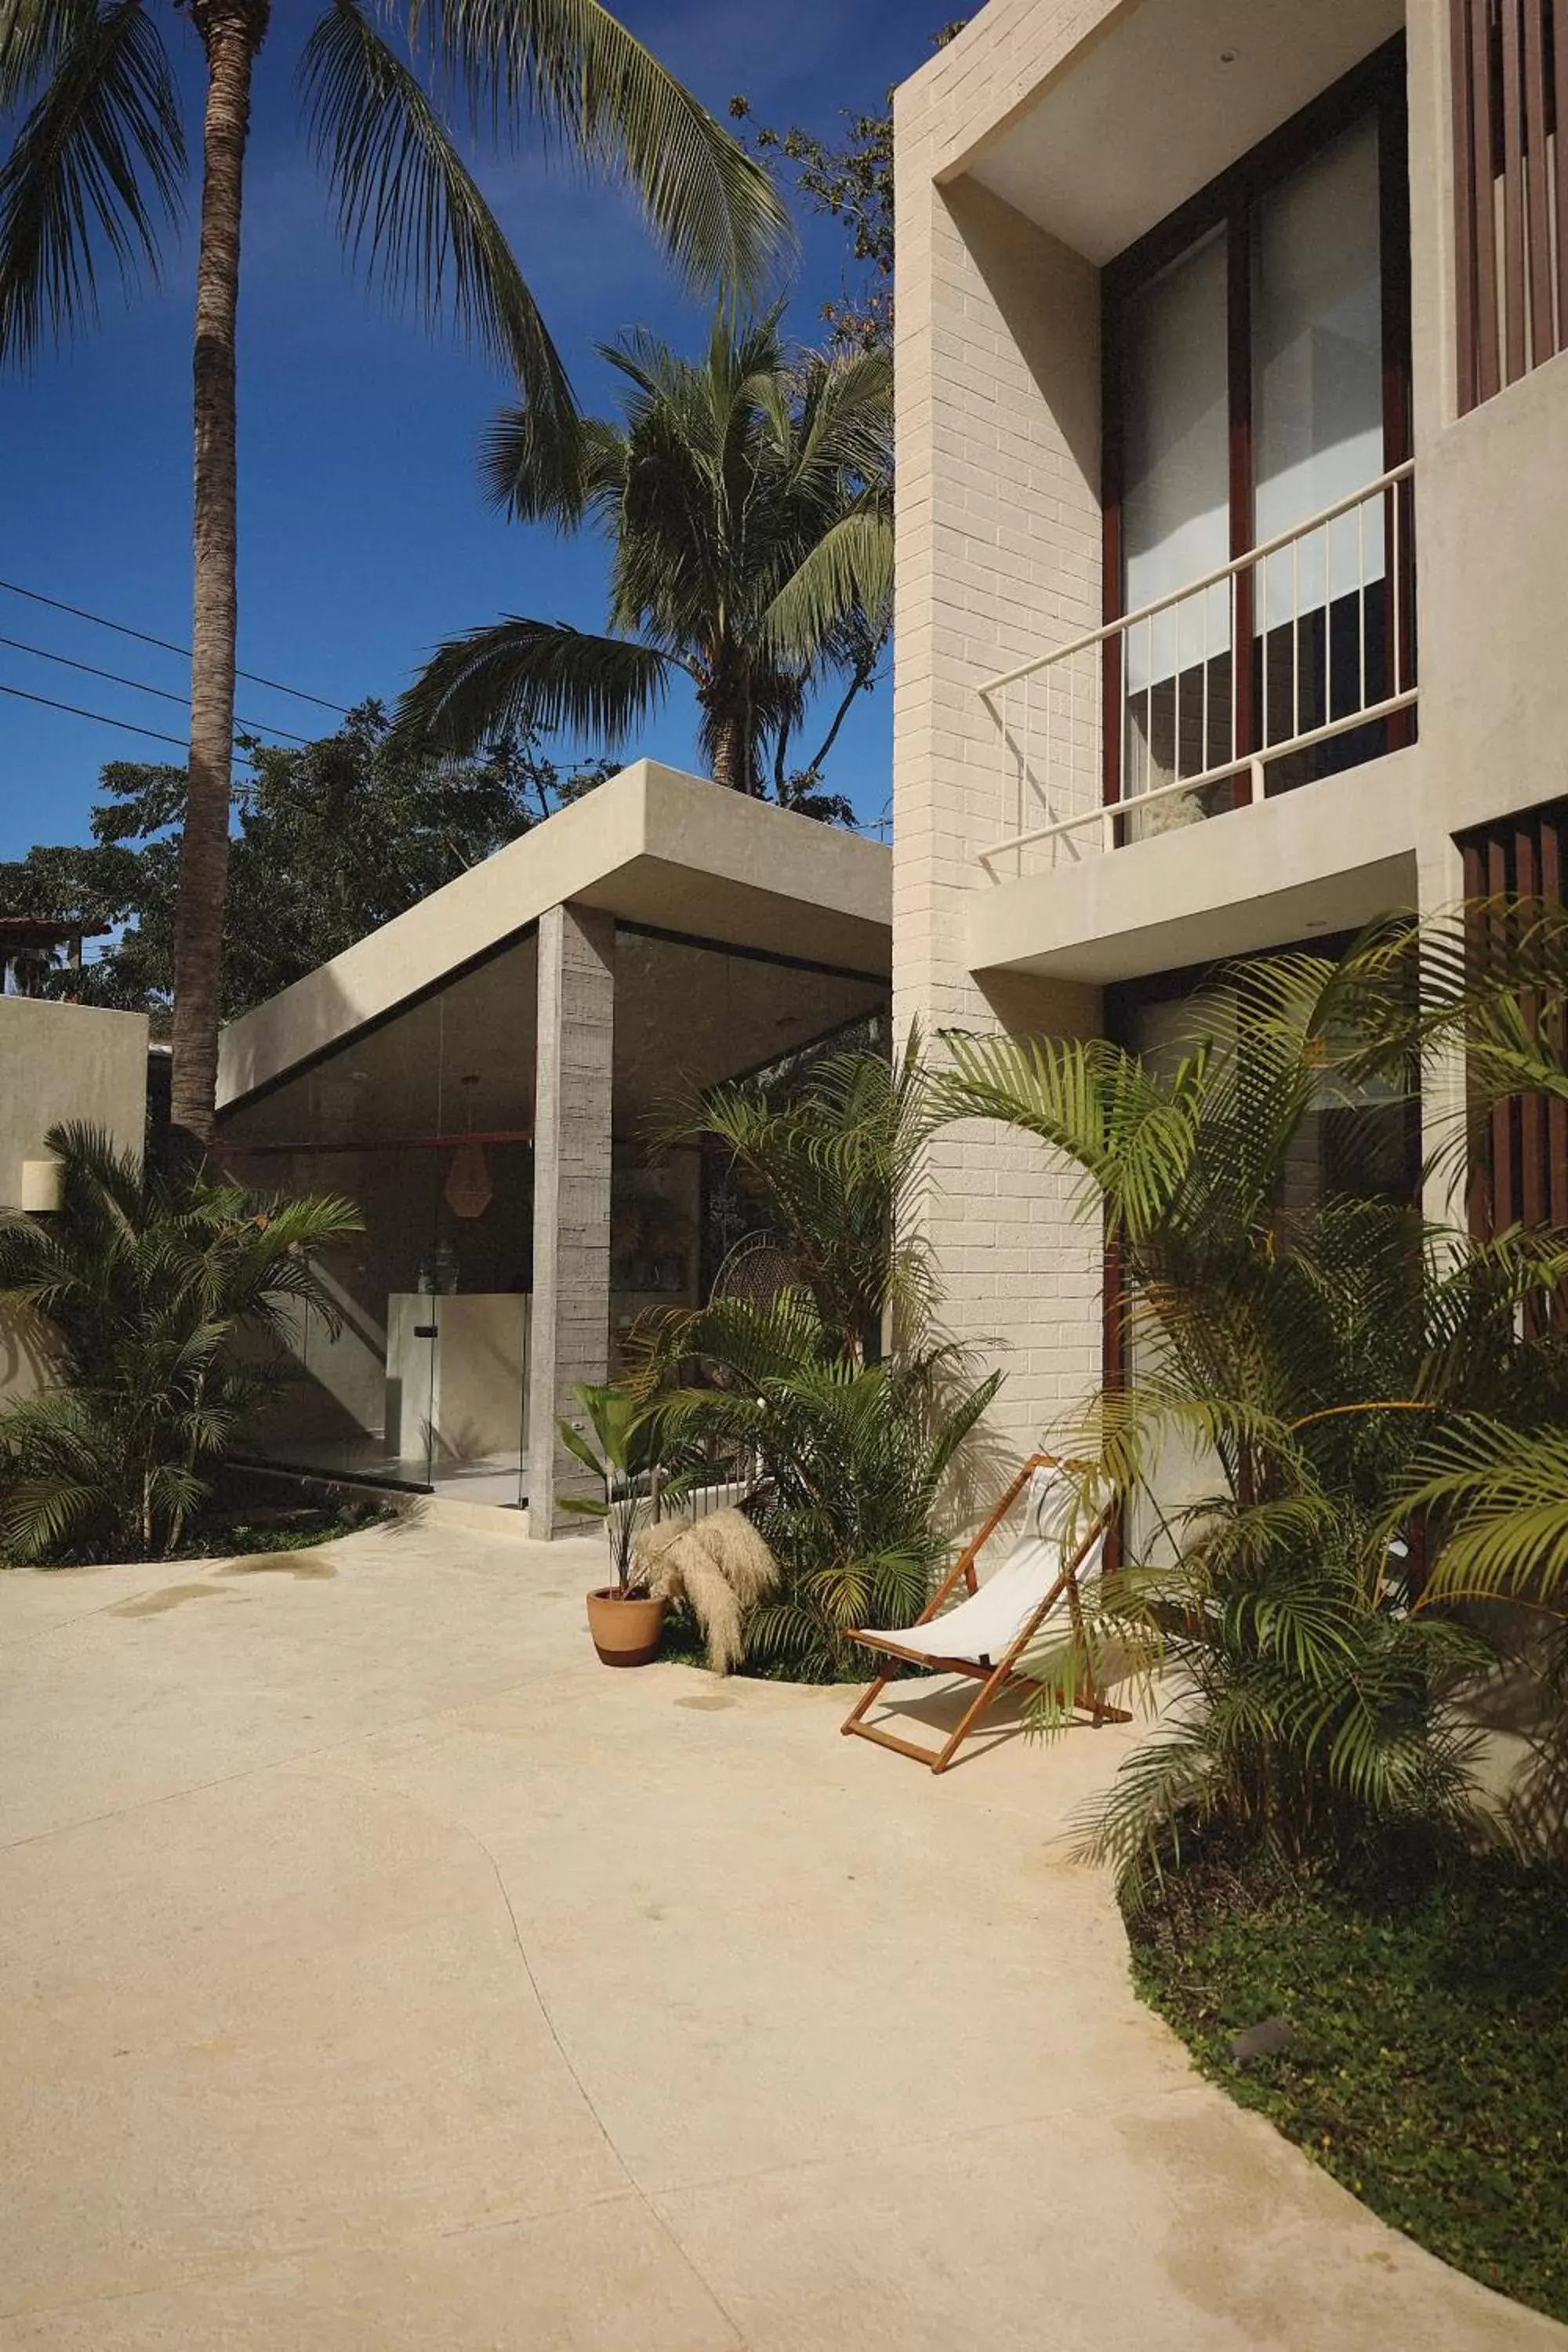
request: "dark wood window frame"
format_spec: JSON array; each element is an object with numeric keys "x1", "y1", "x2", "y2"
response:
[
  {"x1": 1457, "y1": 797, "x2": 1568, "y2": 1243},
  {"x1": 1099, "y1": 38, "x2": 1414, "y2": 837}
]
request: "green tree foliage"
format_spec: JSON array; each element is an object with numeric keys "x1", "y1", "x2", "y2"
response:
[
  {"x1": 0, "y1": 701, "x2": 612, "y2": 1022},
  {"x1": 729, "y1": 22, "x2": 968, "y2": 350},
  {"x1": 398, "y1": 311, "x2": 892, "y2": 809},
  {"x1": 0, "y1": 1123, "x2": 361, "y2": 1563}
]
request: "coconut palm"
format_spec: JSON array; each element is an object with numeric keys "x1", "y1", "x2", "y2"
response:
[
  {"x1": 396, "y1": 310, "x2": 893, "y2": 799},
  {"x1": 0, "y1": 1, "x2": 788, "y2": 1152},
  {"x1": 935, "y1": 955, "x2": 1568, "y2": 1894},
  {"x1": 0, "y1": 1122, "x2": 361, "y2": 1561}
]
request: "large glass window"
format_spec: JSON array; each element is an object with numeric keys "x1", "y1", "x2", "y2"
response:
[
  {"x1": 213, "y1": 926, "x2": 887, "y2": 1507},
  {"x1": 1105, "y1": 42, "x2": 1410, "y2": 837}
]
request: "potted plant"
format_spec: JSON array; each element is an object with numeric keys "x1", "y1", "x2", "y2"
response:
[{"x1": 559, "y1": 1381, "x2": 681, "y2": 1665}]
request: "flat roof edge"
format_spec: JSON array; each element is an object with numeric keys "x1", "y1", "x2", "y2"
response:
[{"x1": 216, "y1": 761, "x2": 889, "y2": 1108}]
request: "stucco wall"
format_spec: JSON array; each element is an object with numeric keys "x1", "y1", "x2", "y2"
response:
[
  {"x1": 0, "y1": 998, "x2": 147, "y2": 1207},
  {"x1": 0, "y1": 997, "x2": 149, "y2": 1403}
]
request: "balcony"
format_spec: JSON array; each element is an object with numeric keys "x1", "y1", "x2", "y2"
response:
[{"x1": 977, "y1": 464, "x2": 1417, "y2": 882}]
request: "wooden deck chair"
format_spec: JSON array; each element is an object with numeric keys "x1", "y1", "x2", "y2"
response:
[{"x1": 840, "y1": 1454, "x2": 1131, "y2": 1773}]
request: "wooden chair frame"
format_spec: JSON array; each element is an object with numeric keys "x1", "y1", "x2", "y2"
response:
[{"x1": 840, "y1": 1453, "x2": 1131, "y2": 1774}]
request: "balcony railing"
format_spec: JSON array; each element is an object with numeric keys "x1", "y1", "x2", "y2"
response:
[{"x1": 976, "y1": 463, "x2": 1417, "y2": 879}]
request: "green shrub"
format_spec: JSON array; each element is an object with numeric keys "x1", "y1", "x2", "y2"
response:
[{"x1": 0, "y1": 1124, "x2": 360, "y2": 1564}]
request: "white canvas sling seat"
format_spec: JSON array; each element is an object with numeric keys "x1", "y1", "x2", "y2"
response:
[
  {"x1": 853, "y1": 1527, "x2": 1105, "y2": 1668},
  {"x1": 840, "y1": 1453, "x2": 1131, "y2": 1774}
]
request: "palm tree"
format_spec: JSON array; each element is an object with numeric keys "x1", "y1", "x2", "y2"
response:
[
  {"x1": 636, "y1": 1288, "x2": 1000, "y2": 1680},
  {"x1": 0, "y1": 2, "x2": 787, "y2": 1152},
  {"x1": 396, "y1": 310, "x2": 893, "y2": 800},
  {"x1": 0, "y1": 1121, "x2": 361, "y2": 1560}
]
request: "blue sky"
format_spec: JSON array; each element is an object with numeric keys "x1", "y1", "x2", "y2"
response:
[{"x1": 0, "y1": 0, "x2": 935, "y2": 860}]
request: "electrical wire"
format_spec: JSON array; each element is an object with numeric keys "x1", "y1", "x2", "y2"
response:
[
  {"x1": 0, "y1": 631, "x2": 311, "y2": 746},
  {"x1": 0, "y1": 576, "x2": 350, "y2": 714},
  {"x1": 0, "y1": 679, "x2": 191, "y2": 750}
]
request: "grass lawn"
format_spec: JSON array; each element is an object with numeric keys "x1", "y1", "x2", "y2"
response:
[{"x1": 1130, "y1": 1853, "x2": 1568, "y2": 2323}]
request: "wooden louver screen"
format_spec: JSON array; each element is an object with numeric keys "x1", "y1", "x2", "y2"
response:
[
  {"x1": 1457, "y1": 798, "x2": 1568, "y2": 1240},
  {"x1": 1450, "y1": 0, "x2": 1568, "y2": 410}
]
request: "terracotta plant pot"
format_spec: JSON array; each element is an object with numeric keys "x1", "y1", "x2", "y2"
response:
[{"x1": 586, "y1": 1586, "x2": 667, "y2": 1668}]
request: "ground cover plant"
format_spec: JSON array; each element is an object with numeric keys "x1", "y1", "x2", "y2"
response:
[
  {"x1": 937, "y1": 905, "x2": 1568, "y2": 2314},
  {"x1": 1131, "y1": 1848, "x2": 1568, "y2": 2322}
]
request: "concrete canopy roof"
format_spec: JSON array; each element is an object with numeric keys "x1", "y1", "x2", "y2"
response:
[
  {"x1": 956, "y1": 0, "x2": 1403, "y2": 267},
  {"x1": 216, "y1": 762, "x2": 891, "y2": 1112}
]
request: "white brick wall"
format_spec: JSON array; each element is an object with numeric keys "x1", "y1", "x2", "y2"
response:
[{"x1": 893, "y1": 4, "x2": 1120, "y2": 1457}]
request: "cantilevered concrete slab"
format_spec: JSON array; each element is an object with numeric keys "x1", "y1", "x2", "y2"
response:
[{"x1": 217, "y1": 761, "x2": 891, "y2": 1111}]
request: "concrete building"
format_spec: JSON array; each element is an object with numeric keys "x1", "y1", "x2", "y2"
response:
[
  {"x1": 213, "y1": 762, "x2": 889, "y2": 1536},
  {"x1": 891, "y1": 0, "x2": 1568, "y2": 1457}
]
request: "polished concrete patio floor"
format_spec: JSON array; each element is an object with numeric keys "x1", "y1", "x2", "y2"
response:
[{"x1": 0, "y1": 1517, "x2": 1557, "y2": 2350}]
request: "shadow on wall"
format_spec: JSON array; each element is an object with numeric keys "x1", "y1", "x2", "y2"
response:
[
  {"x1": 942, "y1": 175, "x2": 1102, "y2": 499},
  {"x1": 0, "y1": 1300, "x2": 61, "y2": 1407}
]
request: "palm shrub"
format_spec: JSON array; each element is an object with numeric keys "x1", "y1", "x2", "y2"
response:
[
  {"x1": 936, "y1": 954, "x2": 1568, "y2": 1897},
  {"x1": 0, "y1": 1123, "x2": 360, "y2": 1563},
  {"x1": 556, "y1": 1379, "x2": 689, "y2": 1588},
  {"x1": 631, "y1": 1036, "x2": 998, "y2": 1677},
  {"x1": 635, "y1": 1290, "x2": 999, "y2": 1680},
  {"x1": 1327, "y1": 900, "x2": 1568, "y2": 1611},
  {"x1": 657, "y1": 1030, "x2": 934, "y2": 1363}
]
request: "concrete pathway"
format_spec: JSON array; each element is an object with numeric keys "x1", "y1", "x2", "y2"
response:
[{"x1": 0, "y1": 1517, "x2": 1557, "y2": 2350}]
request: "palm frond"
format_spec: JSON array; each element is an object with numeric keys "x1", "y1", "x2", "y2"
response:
[
  {"x1": 299, "y1": 0, "x2": 574, "y2": 427},
  {"x1": 762, "y1": 508, "x2": 893, "y2": 663},
  {"x1": 406, "y1": 0, "x2": 791, "y2": 299},
  {"x1": 395, "y1": 615, "x2": 671, "y2": 750},
  {"x1": 0, "y1": 0, "x2": 185, "y2": 363}
]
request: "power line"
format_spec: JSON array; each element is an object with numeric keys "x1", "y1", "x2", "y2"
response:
[
  {"x1": 0, "y1": 577, "x2": 350, "y2": 715},
  {"x1": 0, "y1": 632, "x2": 311, "y2": 746},
  {"x1": 0, "y1": 679, "x2": 191, "y2": 750}
]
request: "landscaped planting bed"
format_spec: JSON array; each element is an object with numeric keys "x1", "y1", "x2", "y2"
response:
[{"x1": 1130, "y1": 1852, "x2": 1568, "y2": 2324}]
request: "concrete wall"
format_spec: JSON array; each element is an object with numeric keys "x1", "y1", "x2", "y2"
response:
[
  {"x1": 0, "y1": 998, "x2": 147, "y2": 1207},
  {"x1": 894, "y1": 0, "x2": 1568, "y2": 1454},
  {"x1": 0, "y1": 997, "x2": 149, "y2": 1403}
]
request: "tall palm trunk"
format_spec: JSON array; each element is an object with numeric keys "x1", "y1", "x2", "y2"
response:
[
  {"x1": 169, "y1": 2, "x2": 269, "y2": 1156},
  {"x1": 706, "y1": 662, "x2": 757, "y2": 796}
]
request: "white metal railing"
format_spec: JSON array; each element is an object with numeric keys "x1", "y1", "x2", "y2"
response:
[{"x1": 976, "y1": 462, "x2": 1417, "y2": 877}]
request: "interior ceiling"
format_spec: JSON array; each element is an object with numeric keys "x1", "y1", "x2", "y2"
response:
[
  {"x1": 965, "y1": 0, "x2": 1405, "y2": 265},
  {"x1": 220, "y1": 929, "x2": 885, "y2": 1151}
]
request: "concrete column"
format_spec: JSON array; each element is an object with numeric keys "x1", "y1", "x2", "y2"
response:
[{"x1": 528, "y1": 902, "x2": 615, "y2": 1540}]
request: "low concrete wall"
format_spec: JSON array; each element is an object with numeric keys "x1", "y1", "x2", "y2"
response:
[{"x1": 0, "y1": 998, "x2": 149, "y2": 1402}]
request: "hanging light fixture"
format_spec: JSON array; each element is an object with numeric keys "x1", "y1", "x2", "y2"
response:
[{"x1": 445, "y1": 1076, "x2": 493, "y2": 1219}]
